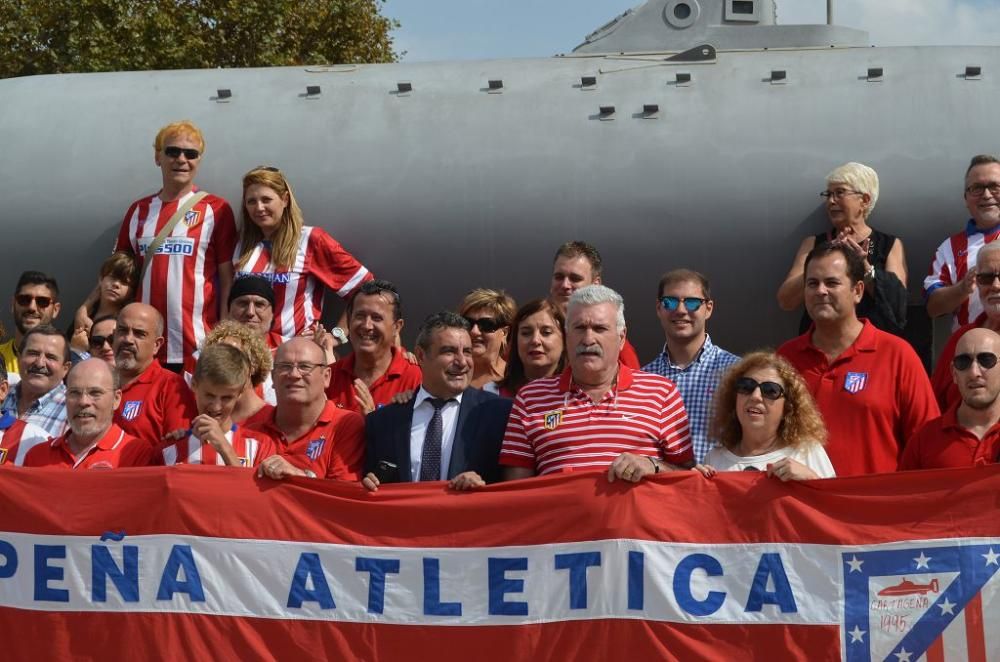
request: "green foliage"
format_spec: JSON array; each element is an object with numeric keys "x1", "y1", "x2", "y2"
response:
[{"x1": 0, "y1": 0, "x2": 398, "y2": 78}]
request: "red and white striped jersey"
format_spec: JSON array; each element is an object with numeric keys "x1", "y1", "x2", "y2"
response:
[
  {"x1": 0, "y1": 416, "x2": 50, "y2": 466},
  {"x1": 158, "y1": 426, "x2": 277, "y2": 468},
  {"x1": 499, "y1": 365, "x2": 692, "y2": 475},
  {"x1": 233, "y1": 226, "x2": 372, "y2": 339},
  {"x1": 924, "y1": 220, "x2": 1000, "y2": 329},
  {"x1": 116, "y1": 189, "x2": 237, "y2": 363}
]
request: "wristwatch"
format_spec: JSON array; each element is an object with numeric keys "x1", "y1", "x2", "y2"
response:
[{"x1": 331, "y1": 326, "x2": 349, "y2": 345}]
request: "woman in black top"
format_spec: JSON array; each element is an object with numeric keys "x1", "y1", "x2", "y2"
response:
[{"x1": 776, "y1": 162, "x2": 908, "y2": 335}]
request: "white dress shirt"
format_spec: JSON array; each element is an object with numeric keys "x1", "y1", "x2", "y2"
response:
[{"x1": 409, "y1": 387, "x2": 464, "y2": 481}]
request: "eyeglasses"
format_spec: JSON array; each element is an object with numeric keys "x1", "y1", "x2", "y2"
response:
[
  {"x1": 88, "y1": 334, "x2": 113, "y2": 349},
  {"x1": 965, "y1": 182, "x2": 1000, "y2": 197},
  {"x1": 975, "y1": 272, "x2": 1000, "y2": 287},
  {"x1": 820, "y1": 189, "x2": 864, "y2": 200},
  {"x1": 660, "y1": 296, "x2": 707, "y2": 312},
  {"x1": 735, "y1": 377, "x2": 786, "y2": 401},
  {"x1": 274, "y1": 361, "x2": 322, "y2": 376},
  {"x1": 14, "y1": 294, "x2": 53, "y2": 308},
  {"x1": 952, "y1": 352, "x2": 999, "y2": 371},
  {"x1": 464, "y1": 316, "x2": 504, "y2": 333},
  {"x1": 163, "y1": 145, "x2": 201, "y2": 160}
]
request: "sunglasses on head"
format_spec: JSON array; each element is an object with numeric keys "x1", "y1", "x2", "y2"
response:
[
  {"x1": 952, "y1": 352, "x2": 999, "y2": 371},
  {"x1": 88, "y1": 334, "x2": 113, "y2": 349},
  {"x1": 15, "y1": 294, "x2": 52, "y2": 308},
  {"x1": 660, "y1": 296, "x2": 706, "y2": 312},
  {"x1": 163, "y1": 145, "x2": 201, "y2": 160},
  {"x1": 735, "y1": 377, "x2": 786, "y2": 401},
  {"x1": 463, "y1": 316, "x2": 504, "y2": 333}
]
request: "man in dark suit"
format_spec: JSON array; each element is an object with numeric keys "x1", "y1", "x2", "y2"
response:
[{"x1": 362, "y1": 311, "x2": 512, "y2": 491}]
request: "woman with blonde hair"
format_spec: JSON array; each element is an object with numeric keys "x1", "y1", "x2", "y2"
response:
[
  {"x1": 234, "y1": 166, "x2": 373, "y2": 344},
  {"x1": 776, "y1": 162, "x2": 907, "y2": 335},
  {"x1": 458, "y1": 288, "x2": 516, "y2": 393},
  {"x1": 696, "y1": 352, "x2": 835, "y2": 480}
]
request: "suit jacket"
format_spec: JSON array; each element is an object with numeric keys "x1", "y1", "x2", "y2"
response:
[{"x1": 364, "y1": 387, "x2": 513, "y2": 484}]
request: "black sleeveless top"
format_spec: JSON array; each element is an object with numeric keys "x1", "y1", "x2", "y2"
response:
[{"x1": 798, "y1": 229, "x2": 907, "y2": 336}]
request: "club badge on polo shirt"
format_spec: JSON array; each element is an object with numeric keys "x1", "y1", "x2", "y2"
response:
[
  {"x1": 183, "y1": 209, "x2": 202, "y2": 227},
  {"x1": 306, "y1": 437, "x2": 326, "y2": 461},
  {"x1": 121, "y1": 401, "x2": 143, "y2": 421},
  {"x1": 844, "y1": 372, "x2": 869, "y2": 394},
  {"x1": 544, "y1": 410, "x2": 563, "y2": 431}
]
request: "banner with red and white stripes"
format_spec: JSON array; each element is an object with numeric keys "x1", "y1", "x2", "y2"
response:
[{"x1": 0, "y1": 465, "x2": 997, "y2": 660}]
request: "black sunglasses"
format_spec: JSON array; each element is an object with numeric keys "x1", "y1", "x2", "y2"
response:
[
  {"x1": 88, "y1": 334, "x2": 113, "y2": 349},
  {"x1": 735, "y1": 377, "x2": 785, "y2": 401},
  {"x1": 975, "y1": 272, "x2": 1000, "y2": 287},
  {"x1": 953, "y1": 352, "x2": 999, "y2": 371},
  {"x1": 163, "y1": 145, "x2": 201, "y2": 160},
  {"x1": 15, "y1": 294, "x2": 53, "y2": 308},
  {"x1": 464, "y1": 316, "x2": 504, "y2": 333}
]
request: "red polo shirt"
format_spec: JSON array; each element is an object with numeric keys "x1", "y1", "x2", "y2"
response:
[
  {"x1": 325, "y1": 347, "x2": 423, "y2": 414},
  {"x1": 777, "y1": 320, "x2": 939, "y2": 476},
  {"x1": 247, "y1": 400, "x2": 365, "y2": 480},
  {"x1": 22, "y1": 424, "x2": 153, "y2": 469},
  {"x1": 115, "y1": 360, "x2": 198, "y2": 448},
  {"x1": 930, "y1": 314, "x2": 986, "y2": 412},
  {"x1": 900, "y1": 404, "x2": 1000, "y2": 470}
]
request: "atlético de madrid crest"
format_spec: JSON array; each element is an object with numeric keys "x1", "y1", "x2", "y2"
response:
[
  {"x1": 842, "y1": 543, "x2": 1000, "y2": 660},
  {"x1": 544, "y1": 410, "x2": 563, "y2": 431},
  {"x1": 844, "y1": 372, "x2": 868, "y2": 394},
  {"x1": 121, "y1": 400, "x2": 142, "y2": 421},
  {"x1": 183, "y1": 209, "x2": 201, "y2": 227}
]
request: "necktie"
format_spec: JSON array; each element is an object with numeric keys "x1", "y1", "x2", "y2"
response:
[{"x1": 419, "y1": 397, "x2": 449, "y2": 481}]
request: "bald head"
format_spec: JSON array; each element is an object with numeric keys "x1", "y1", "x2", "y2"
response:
[
  {"x1": 273, "y1": 337, "x2": 331, "y2": 408},
  {"x1": 114, "y1": 303, "x2": 165, "y2": 377},
  {"x1": 953, "y1": 328, "x2": 1000, "y2": 410},
  {"x1": 65, "y1": 358, "x2": 122, "y2": 442}
]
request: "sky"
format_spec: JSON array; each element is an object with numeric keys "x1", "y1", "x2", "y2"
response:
[{"x1": 383, "y1": 0, "x2": 1000, "y2": 63}]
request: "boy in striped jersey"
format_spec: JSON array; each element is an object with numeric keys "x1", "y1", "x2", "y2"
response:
[{"x1": 159, "y1": 344, "x2": 276, "y2": 468}]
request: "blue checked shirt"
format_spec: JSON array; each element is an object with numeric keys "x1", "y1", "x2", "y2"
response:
[
  {"x1": 643, "y1": 335, "x2": 739, "y2": 463},
  {"x1": 2, "y1": 381, "x2": 68, "y2": 437}
]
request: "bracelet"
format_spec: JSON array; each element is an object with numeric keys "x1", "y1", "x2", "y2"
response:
[{"x1": 647, "y1": 456, "x2": 660, "y2": 473}]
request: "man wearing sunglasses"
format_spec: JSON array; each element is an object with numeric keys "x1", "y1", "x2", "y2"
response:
[
  {"x1": 930, "y1": 241, "x2": 1000, "y2": 411},
  {"x1": 778, "y1": 243, "x2": 938, "y2": 476},
  {"x1": 643, "y1": 269, "x2": 739, "y2": 463},
  {"x1": 924, "y1": 154, "x2": 1000, "y2": 329},
  {"x1": 902, "y1": 328, "x2": 1000, "y2": 470},
  {"x1": 115, "y1": 120, "x2": 237, "y2": 371},
  {"x1": 0, "y1": 271, "x2": 61, "y2": 380},
  {"x1": 326, "y1": 279, "x2": 422, "y2": 415}
]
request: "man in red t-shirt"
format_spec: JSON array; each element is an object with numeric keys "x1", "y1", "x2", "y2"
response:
[
  {"x1": 547, "y1": 241, "x2": 641, "y2": 367},
  {"x1": 115, "y1": 120, "x2": 236, "y2": 368},
  {"x1": 902, "y1": 328, "x2": 1000, "y2": 470},
  {"x1": 778, "y1": 244, "x2": 939, "y2": 476},
  {"x1": 23, "y1": 359, "x2": 152, "y2": 469},
  {"x1": 326, "y1": 279, "x2": 422, "y2": 414},
  {"x1": 252, "y1": 337, "x2": 365, "y2": 481},
  {"x1": 112, "y1": 303, "x2": 197, "y2": 447}
]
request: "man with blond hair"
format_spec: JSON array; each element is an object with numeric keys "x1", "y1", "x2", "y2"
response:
[{"x1": 115, "y1": 120, "x2": 237, "y2": 370}]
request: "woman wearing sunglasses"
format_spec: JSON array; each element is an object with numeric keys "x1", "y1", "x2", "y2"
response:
[
  {"x1": 695, "y1": 352, "x2": 835, "y2": 480},
  {"x1": 498, "y1": 299, "x2": 567, "y2": 397},
  {"x1": 776, "y1": 162, "x2": 908, "y2": 336},
  {"x1": 458, "y1": 289, "x2": 516, "y2": 394},
  {"x1": 234, "y1": 166, "x2": 373, "y2": 343}
]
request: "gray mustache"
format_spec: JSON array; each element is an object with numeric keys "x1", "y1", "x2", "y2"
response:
[{"x1": 575, "y1": 346, "x2": 603, "y2": 356}]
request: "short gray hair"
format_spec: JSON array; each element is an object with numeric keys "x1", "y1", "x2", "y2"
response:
[
  {"x1": 978, "y1": 241, "x2": 1000, "y2": 267},
  {"x1": 827, "y1": 162, "x2": 879, "y2": 219},
  {"x1": 567, "y1": 285, "x2": 626, "y2": 332}
]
